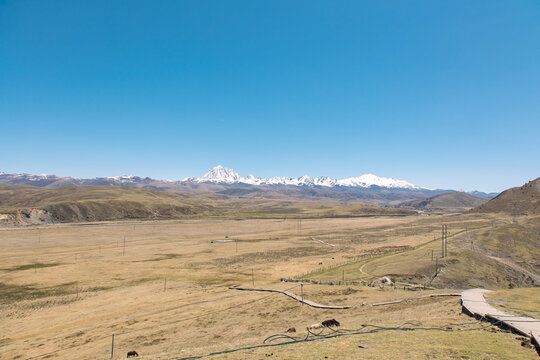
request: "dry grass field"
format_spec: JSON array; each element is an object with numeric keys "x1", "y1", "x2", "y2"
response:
[
  {"x1": 0, "y1": 214, "x2": 538, "y2": 359},
  {"x1": 485, "y1": 288, "x2": 540, "y2": 319}
]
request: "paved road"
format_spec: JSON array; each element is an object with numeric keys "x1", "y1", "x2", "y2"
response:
[{"x1": 462, "y1": 288, "x2": 540, "y2": 349}]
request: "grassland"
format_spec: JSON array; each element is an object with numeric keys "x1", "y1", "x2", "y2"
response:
[
  {"x1": 485, "y1": 288, "x2": 540, "y2": 319},
  {"x1": 0, "y1": 184, "x2": 415, "y2": 225},
  {"x1": 398, "y1": 191, "x2": 488, "y2": 213},
  {"x1": 301, "y1": 215, "x2": 539, "y2": 290},
  {"x1": 0, "y1": 213, "x2": 538, "y2": 359}
]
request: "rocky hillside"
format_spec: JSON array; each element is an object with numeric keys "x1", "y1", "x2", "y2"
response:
[
  {"x1": 0, "y1": 184, "x2": 211, "y2": 225},
  {"x1": 471, "y1": 178, "x2": 539, "y2": 215},
  {"x1": 399, "y1": 191, "x2": 488, "y2": 213}
]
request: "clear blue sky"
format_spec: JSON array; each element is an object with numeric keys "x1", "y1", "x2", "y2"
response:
[{"x1": 1, "y1": 1, "x2": 538, "y2": 192}]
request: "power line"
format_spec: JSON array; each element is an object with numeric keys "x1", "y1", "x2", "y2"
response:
[
  {"x1": 174, "y1": 321, "x2": 500, "y2": 360},
  {"x1": 25, "y1": 285, "x2": 300, "y2": 360}
]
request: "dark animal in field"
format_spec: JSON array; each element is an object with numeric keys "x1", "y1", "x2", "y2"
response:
[
  {"x1": 127, "y1": 350, "x2": 139, "y2": 358},
  {"x1": 322, "y1": 319, "x2": 340, "y2": 327},
  {"x1": 285, "y1": 327, "x2": 296, "y2": 333}
]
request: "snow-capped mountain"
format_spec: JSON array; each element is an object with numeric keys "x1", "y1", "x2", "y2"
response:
[
  {"x1": 191, "y1": 165, "x2": 424, "y2": 189},
  {"x1": 337, "y1": 174, "x2": 420, "y2": 189},
  {"x1": 0, "y1": 172, "x2": 160, "y2": 188},
  {"x1": 195, "y1": 165, "x2": 244, "y2": 184},
  {"x1": 0, "y1": 167, "x2": 497, "y2": 198}
]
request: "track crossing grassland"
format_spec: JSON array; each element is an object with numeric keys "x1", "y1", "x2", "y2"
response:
[
  {"x1": 230, "y1": 285, "x2": 352, "y2": 309},
  {"x1": 2, "y1": 215, "x2": 531, "y2": 359},
  {"x1": 301, "y1": 228, "x2": 469, "y2": 281}
]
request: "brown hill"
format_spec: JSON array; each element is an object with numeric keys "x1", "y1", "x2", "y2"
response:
[
  {"x1": 471, "y1": 178, "x2": 540, "y2": 215},
  {"x1": 0, "y1": 184, "x2": 214, "y2": 225},
  {"x1": 399, "y1": 191, "x2": 488, "y2": 213},
  {"x1": 0, "y1": 184, "x2": 414, "y2": 225}
]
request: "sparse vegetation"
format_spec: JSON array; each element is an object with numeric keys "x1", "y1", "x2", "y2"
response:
[
  {"x1": 0, "y1": 212, "x2": 537, "y2": 359},
  {"x1": 0, "y1": 184, "x2": 416, "y2": 225},
  {"x1": 486, "y1": 288, "x2": 540, "y2": 319},
  {"x1": 1, "y1": 262, "x2": 62, "y2": 272}
]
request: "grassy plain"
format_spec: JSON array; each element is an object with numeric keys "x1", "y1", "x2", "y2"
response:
[
  {"x1": 485, "y1": 288, "x2": 540, "y2": 319},
  {"x1": 0, "y1": 214, "x2": 538, "y2": 359}
]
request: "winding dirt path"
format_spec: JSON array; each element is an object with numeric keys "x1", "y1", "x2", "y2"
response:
[{"x1": 229, "y1": 286, "x2": 352, "y2": 309}]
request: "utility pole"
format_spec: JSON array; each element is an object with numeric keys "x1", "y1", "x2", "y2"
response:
[
  {"x1": 444, "y1": 225, "x2": 448, "y2": 257},
  {"x1": 110, "y1": 334, "x2": 115, "y2": 359},
  {"x1": 442, "y1": 225, "x2": 445, "y2": 258},
  {"x1": 441, "y1": 224, "x2": 448, "y2": 257}
]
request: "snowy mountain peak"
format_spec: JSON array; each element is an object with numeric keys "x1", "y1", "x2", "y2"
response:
[
  {"x1": 196, "y1": 165, "x2": 243, "y2": 184},
  {"x1": 337, "y1": 174, "x2": 420, "y2": 189},
  {"x1": 191, "y1": 166, "x2": 425, "y2": 189}
]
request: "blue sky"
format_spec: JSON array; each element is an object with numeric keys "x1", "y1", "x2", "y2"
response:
[{"x1": 0, "y1": 1, "x2": 538, "y2": 192}]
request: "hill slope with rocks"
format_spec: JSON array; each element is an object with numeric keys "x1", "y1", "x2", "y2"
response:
[
  {"x1": 471, "y1": 178, "x2": 539, "y2": 215},
  {"x1": 399, "y1": 191, "x2": 488, "y2": 213}
]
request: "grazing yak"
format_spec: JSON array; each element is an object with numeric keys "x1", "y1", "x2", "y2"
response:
[
  {"x1": 308, "y1": 323, "x2": 324, "y2": 330},
  {"x1": 322, "y1": 319, "x2": 340, "y2": 328},
  {"x1": 285, "y1": 327, "x2": 296, "y2": 333},
  {"x1": 127, "y1": 350, "x2": 139, "y2": 358}
]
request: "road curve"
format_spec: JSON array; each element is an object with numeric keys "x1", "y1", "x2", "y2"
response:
[
  {"x1": 461, "y1": 288, "x2": 540, "y2": 350},
  {"x1": 229, "y1": 286, "x2": 351, "y2": 309}
]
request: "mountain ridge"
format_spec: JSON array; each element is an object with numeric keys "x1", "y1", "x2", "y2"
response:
[
  {"x1": 0, "y1": 166, "x2": 498, "y2": 198},
  {"x1": 190, "y1": 165, "x2": 425, "y2": 189},
  {"x1": 398, "y1": 191, "x2": 489, "y2": 213},
  {"x1": 470, "y1": 177, "x2": 540, "y2": 215}
]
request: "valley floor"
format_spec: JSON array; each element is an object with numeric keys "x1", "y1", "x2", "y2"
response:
[{"x1": 0, "y1": 215, "x2": 538, "y2": 359}]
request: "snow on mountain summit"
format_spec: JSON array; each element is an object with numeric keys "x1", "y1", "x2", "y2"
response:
[
  {"x1": 196, "y1": 165, "x2": 243, "y2": 184},
  {"x1": 337, "y1": 174, "x2": 420, "y2": 189},
  {"x1": 192, "y1": 166, "x2": 424, "y2": 189}
]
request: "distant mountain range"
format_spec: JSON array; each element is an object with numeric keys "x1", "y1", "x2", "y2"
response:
[
  {"x1": 0, "y1": 166, "x2": 498, "y2": 204},
  {"x1": 184, "y1": 165, "x2": 424, "y2": 189}
]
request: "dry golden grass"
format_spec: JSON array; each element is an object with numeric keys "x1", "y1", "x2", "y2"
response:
[
  {"x1": 0, "y1": 214, "x2": 537, "y2": 359},
  {"x1": 485, "y1": 288, "x2": 540, "y2": 319}
]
